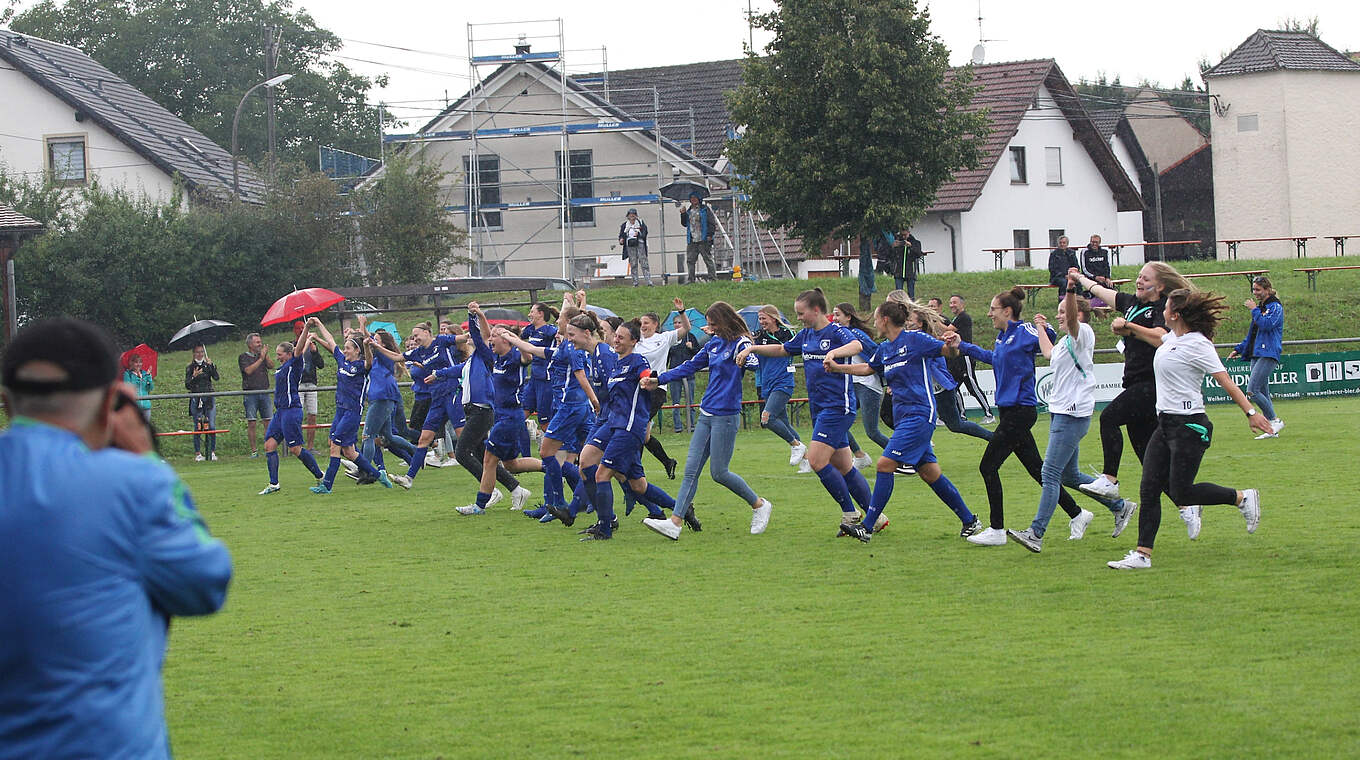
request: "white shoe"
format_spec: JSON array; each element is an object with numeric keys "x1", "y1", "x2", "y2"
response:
[
  {"x1": 209, "y1": 452, "x2": 218, "y2": 461},
  {"x1": 258, "y1": 484, "x2": 281, "y2": 495},
  {"x1": 852, "y1": 453, "x2": 873, "y2": 470},
  {"x1": 1107, "y1": 550, "x2": 1151, "y2": 570},
  {"x1": 195, "y1": 453, "x2": 206, "y2": 462},
  {"x1": 510, "y1": 486, "x2": 532, "y2": 511},
  {"x1": 1271, "y1": 418, "x2": 1284, "y2": 434},
  {"x1": 980, "y1": 414, "x2": 996, "y2": 425},
  {"x1": 797, "y1": 458, "x2": 813, "y2": 474},
  {"x1": 1111, "y1": 499, "x2": 1138, "y2": 538},
  {"x1": 1080, "y1": 475, "x2": 1120, "y2": 501},
  {"x1": 788, "y1": 442, "x2": 807, "y2": 467},
  {"x1": 341, "y1": 458, "x2": 359, "y2": 475},
  {"x1": 966, "y1": 527, "x2": 1007, "y2": 546},
  {"x1": 1068, "y1": 509, "x2": 1094, "y2": 540},
  {"x1": 750, "y1": 498, "x2": 772, "y2": 534},
  {"x1": 644, "y1": 516, "x2": 682, "y2": 540},
  {"x1": 1238, "y1": 489, "x2": 1260, "y2": 534},
  {"x1": 1254, "y1": 430, "x2": 1277, "y2": 440},
  {"x1": 426, "y1": 450, "x2": 443, "y2": 466},
  {"x1": 872, "y1": 511, "x2": 889, "y2": 532},
  {"x1": 455, "y1": 503, "x2": 486, "y2": 515},
  {"x1": 1180, "y1": 505, "x2": 1202, "y2": 540},
  {"x1": 389, "y1": 473, "x2": 412, "y2": 490},
  {"x1": 487, "y1": 488, "x2": 505, "y2": 508}
]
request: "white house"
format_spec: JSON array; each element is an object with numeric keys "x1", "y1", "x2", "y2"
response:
[
  {"x1": 0, "y1": 30, "x2": 263, "y2": 204},
  {"x1": 1204, "y1": 30, "x2": 1360, "y2": 259}
]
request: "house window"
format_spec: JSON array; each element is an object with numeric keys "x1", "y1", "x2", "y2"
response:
[
  {"x1": 1045, "y1": 147, "x2": 1062, "y2": 185},
  {"x1": 1013, "y1": 229, "x2": 1031, "y2": 267},
  {"x1": 462, "y1": 153, "x2": 502, "y2": 230},
  {"x1": 1237, "y1": 114, "x2": 1259, "y2": 132},
  {"x1": 555, "y1": 149, "x2": 594, "y2": 226},
  {"x1": 1048, "y1": 229, "x2": 1066, "y2": 248},
  {"x1": 1009, "y1": 146, "x2": 1027, "y2": 184},
  {"x1": 46, "y1": 136, "x2": 87, "y2": 185}
]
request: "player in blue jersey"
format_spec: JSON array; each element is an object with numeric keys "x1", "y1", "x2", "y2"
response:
[
  {"x1": 739, "y1": 288, "x2": 874, "y2": 533},
  {"x1": 258, "y1": 322, "x2": 326, "y2": 494},
  {"x1": 833, "y1": 302, "x2": 889, "y2": 468},
  {"x1": 946, "y1": 287, "x2": 1090, "y2": 546},
  {"x1": 456, "y1": 303, "x2": 536, "y2": 515},
  {"x1": 358, "y1": 318, "x2": 417, "y2": 475},
  {"x1": 824, "y1": 300, "x2": 979, "y2": 542},
  {"x1": 389, "y1": 323, "x2": 465, "y2": 487},
  {"x1": 642, "y1": 301, "x2": 775, "y2": 540},
  {"x1": 520, "y1": 302, "x2": 559, "y2": 432},
  {"x1": 753, "y1": 304, "x2": 808, "y2": 470},
  {"x1": 304, "y1": 317, "x2": 392, "y2": 492}
]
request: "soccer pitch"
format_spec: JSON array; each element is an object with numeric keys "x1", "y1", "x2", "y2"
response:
[{"x1": 162, "y1": 397, "x2": 1359, "y2": 758}]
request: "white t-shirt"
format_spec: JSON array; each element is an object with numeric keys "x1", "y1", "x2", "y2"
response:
[
  {"x1": 1045, "y1": 322, "x2": 1096, "y2": 418},
  {"x1": 635, "y1": 329, "x2": 681, "y2": 372},
  {"x1": 1154, "y1": 331, "x2": 1226, "y2": 415}
]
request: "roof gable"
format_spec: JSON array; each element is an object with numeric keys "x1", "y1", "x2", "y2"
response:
[
  {"x1": 0, "y1": 30, "x2": 265, "y2": 202},
  {"x1": 0, "y1": 203, "x2": 44, "y2": 231},
  {"x1": 1204, "y1": 29, "x2": 1360, "y2": 78}
]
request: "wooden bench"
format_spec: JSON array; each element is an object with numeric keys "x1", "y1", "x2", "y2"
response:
[
  {"x1": 1329, "y1": 236, "x2": 1360, "y2": 256},
  {"x1": 1294, "y1": 265, "x2": 1360, "y2": 291},
  {"x1": 1218, "y1": 236, "x2": 1314, "y2": 260},
  {"x1": 1182, "y1": 269, "x2": 1268, "y2": 286},
  {"x1": 1107, "y1": 240, "x2": 1204, "y2": 264},
  {"x1": 156, "y1": 428, "x2": 230, "y2": 437}
]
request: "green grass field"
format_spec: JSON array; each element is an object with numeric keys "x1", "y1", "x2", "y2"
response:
[{"x1": 160, "y1": 396, "x2": 1360, "y2": 758}]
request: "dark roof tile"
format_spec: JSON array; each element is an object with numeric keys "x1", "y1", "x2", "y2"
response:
[
  {"x1": 0, "y1": 203, "x2": 44, "y2": 230},
  {"x1": 1204, "y1": 30, "x2": 1360, "y2": 78}
]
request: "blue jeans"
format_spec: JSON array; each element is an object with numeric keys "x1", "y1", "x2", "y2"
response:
[
  {"x1": 364, "y1": 398, "x2": 417, "y2": 462},
  {"x1": 672, "y1": 413, "x2": 758, "y2": 519},
  {"x1": 935, "y1": 389, "x2": 993, "y2": 441},
  {"x1": 1247, "y1": 357, "x2": 1278, "y2": 420},
  {"x1": 669, "y1": 377, "x2": 697, "y2": 431},
  {"x1": 190, "y1": 400, "x2": 217, "y2": 454},
  {"x1": 761, "y1": 388, "x2": 800, "y2": 445},
  {"x1": 855, "y1": 384, "x2": 890, "y2": 449},
  {"x1": 1031, "y1": 413, "x2": 1123, "y2": 537}
]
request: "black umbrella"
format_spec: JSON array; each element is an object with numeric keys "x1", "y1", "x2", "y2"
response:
[
  {"x1": 168, "y1": 319, "x2": 236, "y2": 351},
  {"x1": 659, "y1": 180, "x2": 710, "y2": 203}
]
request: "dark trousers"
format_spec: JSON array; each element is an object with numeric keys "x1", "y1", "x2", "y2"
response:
[
  {"x1": 455, "y1": 404, "x2": 520, "y2": 491},
  {"x1": 954, "y1": 356, "x2": 992, "y2": 417},
  {"x1": 978, "y1": 405, "x2": 1079, "y2": 529},
  {"x1": 893, "y1": 276, "x2": 916, "y2": 300},
  {"x1": 1137, "y1": 413, "x2": 1238, "y2": 549},
  {"x1": 409, "y1": 397, "x2": 431, "y2": 442},
  {"x1": 1099, "y1": 382, "x2": 1159, "y2": 478}
]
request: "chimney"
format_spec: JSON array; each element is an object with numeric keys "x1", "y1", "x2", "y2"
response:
[{"x1": 514, "y1": 34, "x2": 530, "y2": 55}]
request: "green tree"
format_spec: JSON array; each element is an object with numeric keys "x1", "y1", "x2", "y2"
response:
[
  {"x1": 11, "y1": 0, "x2": 392, "y2": 170},
  {"x1": 725, "y1": 0, "x2": 987, "y2": 246},
  {"x1": 354, "y1": 154, "x2": 467, "y2": 286}
]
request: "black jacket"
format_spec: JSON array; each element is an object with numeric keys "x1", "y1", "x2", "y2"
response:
[
  {"x1": 1082, "y1": 246, "x2": 1111, "y2": 281},
  {"x1": 1048, "y1": 247, "x2": 1080, "y2": 297}
]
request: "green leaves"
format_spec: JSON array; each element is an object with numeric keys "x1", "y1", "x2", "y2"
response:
[{"x1": 352, "y1": 155, "x2": 468, "y2": 287}]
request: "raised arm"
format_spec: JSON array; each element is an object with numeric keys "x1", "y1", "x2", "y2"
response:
[
  {"x1": 1069, "y1": 267, "x2": 1118, "y2": 306},
  {"x1": 307, "y1": 316, "x2": 337, "y2": 352},
  {"x1": 671, "y1": 297, "x2": 690, "y2": 338},
  {"x1": 497, "y1": 326, "x2": 547, "y2": 359},
  {"x1": 824, "y1": 339, "x2": 865, "y2": 362},
  {"x1": 366, "y1": 336, "x2": 405, "y2": 362}
]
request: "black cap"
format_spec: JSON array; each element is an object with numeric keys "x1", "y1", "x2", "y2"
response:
[{"x1": 2, "y1": 318, "x2": 120, "y2": 395}]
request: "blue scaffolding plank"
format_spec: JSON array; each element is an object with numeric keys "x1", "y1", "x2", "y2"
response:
[
  {"x1": 471, "y1": 51, "x2": 560, "y2": 64},
  {"x1": 385, "y1": 119, "x2": 656, "y2": 144},
  {"x1": 446, "y1": 194, "x2": 663, "y2": 214}
]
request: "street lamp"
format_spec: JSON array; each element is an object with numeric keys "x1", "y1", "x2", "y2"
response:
[{"x1": 231, "y1": 73, "x2": 293, "y2": 199}]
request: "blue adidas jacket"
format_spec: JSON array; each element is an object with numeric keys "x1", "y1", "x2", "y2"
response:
[
  {"x1": 957, "y1": 320, "x2": 1055, "y2": 408},
  {"x1": 658, "y1": 335, "x2": 758, "y2": 416},
  {"x1": 1234, "y1": 296, "x2": 1283, "y2": 361}
]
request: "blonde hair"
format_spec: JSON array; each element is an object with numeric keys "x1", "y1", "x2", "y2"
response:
[
  {"x1": 1144, "y1": 261, "x2": 1192, "y2": 297},
  {"x1": 881, "y1": 294, "x2": 945, "y2": 337}
]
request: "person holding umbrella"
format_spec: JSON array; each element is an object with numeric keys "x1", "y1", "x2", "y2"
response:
[
  {"x1": 257, "y1": 325, "x2": 327, "y2": 495},
  {"x1": 185, "y1": 344, "x2": 219, "y2": 461},
  {"x1": 618, "y1": 208, "x2": 652, "y2": 286},
  {"x1": 122, "y1": 353, "x2": 154, "y2": 420},
  {"x1": 679, "y1": 192, "x2": 717, "y2": 283}
]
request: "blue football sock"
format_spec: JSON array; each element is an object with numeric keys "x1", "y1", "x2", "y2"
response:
[
  {"x1": 567, "y1": 484, "x2": 586, "y2": 517},
  {"x1": 323, "y1": 456, "x2": 341, "y2": 489},
  {"x1": 864, "y1": 471, "x2": 896, "y2": 531},
  {"x1": 543, "y1": 456, "x2": 563, "y2": 507},
  {"x1": 476, "y1": 490, "x2": 491, "y2": 508},
  {"x1": 930, "y1": 474, "x2": 974, "y2": 524},
  {"x1": 580, "y1": 465, "x2": 599, "y2": 513},
  {"x1": 266, "y1": 450, "x2": 280, "y2": 483},
  {"x1": 816, "y1": 464, "x2": 856, "y2": 514},
  {"x1": 643, "y1": 483, "x2": 675, "y2": 511},
  {"x1": 562, "y1": 461, "x2": 581, "y2": 490},
  {"x1": 407, "y1": 447, "x2": 427, "y2": 479},
  {"x1": 594, "y1": 478, "x2": 615, "y2": 535},
  {"x1": 298, "y1": 448, "x2": 324, "y2": 479},
  {"x1": 353, "y1": 453, "x2": 380, "y2": 479},
  {"x1": 844, "y1": 466, "x2": 872, "y2": 510}
]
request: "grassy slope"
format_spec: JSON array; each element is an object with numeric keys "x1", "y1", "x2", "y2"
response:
[{"x1": 162, "y1": 396, "x2": 1360, "y2": 758}]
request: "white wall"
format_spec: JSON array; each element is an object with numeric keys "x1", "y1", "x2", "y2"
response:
[
  {"x1": 1208, "y1": 70, "x2": 1293, "y2": 258},
  {"x1": 1110, "y1": 133, "x2": 1146, "y2": 247},
  {"x1": 0, "y1": 68, "x2": 180, "y2": 204}
]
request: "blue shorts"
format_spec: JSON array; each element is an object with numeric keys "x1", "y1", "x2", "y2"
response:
[
  {"x1": 882, "y1": 416, "x2": 938, "y2": 467},
  {"x1": 544, "y1": 402, "x2": 592, "y2": 453},
  {"x1": 329, "y1": 407, "x2": 362, "y2": 447},
  {"x1": 600, "y1": 428, "x2": 645, "y2": 481},
  {"x1": 811, "y1": 407, "x2": 856, "y2": 450},
  {"x1": 423, "y1": 396, "x2": 460, "y2": 433},
  {"x1": 484, "y1": 412, "x2": 525, "y2": 461},
  {"x1": 584, "y1": 420, "x2": 612, "y2": 452},
  {"x1": 525, "y1": 377, "x2": 553, "y2": 418},
  {"x1": 266, "y1": 406, "x2": 304, "y2": 448},
  {"x1": 243, "y1": 391, "x2": 273, "y2": 421}
]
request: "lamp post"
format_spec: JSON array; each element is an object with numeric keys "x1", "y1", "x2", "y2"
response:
[{"x1": 231, "y1": 73, "x2": 293, "y2": 199}]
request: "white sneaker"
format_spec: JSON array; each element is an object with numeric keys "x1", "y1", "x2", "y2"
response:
[
  {"x1": 1107, "y1": 550, "x2": 1151, "y2": 570},
  {"x1": 1238, "y1": 489, "x2": 1260, "y2": 534},
  {"x1": 341, "y1": 459, "x2": 359, "y2": 475},
  {"x1": 258, "y1": 484, "x2": 281, "y2": 495},
  {"x1": 487, "y1": 488, "x2": 505, "y2": 508},
  {"x1": 510, "y1": 486, "x2": 532, "y2": 511},
  {"x1": 1080, "y1": 475, "x2": 1120, "y2": 501},
  {"x1": 1254, "y1": 430, "x2": 1277, "y2": 440},
  {"x1": 1111, "y1": 499, "x2": 1138, "y2": 538},
  {"x1": 389, "y1": 473, "x2": 412, "y2": 490},
  {"x1": 1180, "y1": 505, "x2": 1202, "y2": 540},
  {"x1": 980, "y1": 414, "x2": 996, "y2": 425},
  {"x1": 1068, "y1": 509, "x2": 1094, "y2": 540},
  {"x1": 455, "y1": 503, "x2": 485, "y2": 515},
  {"x1": 644, "y1": 516, "x2": 682, "y2": 540},
  {"x1": 872, "y1": 511, "x2": 889, "y2": 532},
  {"x1": 788, "y1": 442, "x2": 807, "y2": 467},
  {"x1": 425, "y1": 450, "x2": 443, "y2": 466},
  {"x1": 750, "y1": 498, "x2": 772, "y2": 534},
  {"x1": 966, "y1": 527, "x2": 1007, "y2": 546},
  {"x1": 852, "y1": 453, "x2": 873, "y2": 470},
  {"x1": 209, "y1": 453, "x2": 218, "y2": 461},
  {"x1": 194, "y1": 453, "x2": 206, "y2": 462},
  {"x1": 797, "y1": 458, "x2": 813, "y2": 474}
]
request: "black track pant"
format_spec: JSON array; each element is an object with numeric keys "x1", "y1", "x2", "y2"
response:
[
  {"x1": 644, "y1": 388, "x2": 674, "y2": 465},
  {"x1": 956, "y1": 356, "x2": 992, "y2": 417},
  {"x1": 407, "y1": 398, "x2": 431, "y2": 443},
  {"x1": 455, "y1": 404, "x2": 520, "y2": 491},
  {"x1": 1099, "y1": 381, "x2": 1158, "y2": 478},
  {"x1": 979, "y1": 405, "x2": 1080, "y2": 529},
  {"x1": 1137, "y1": 413, "x2": 1238, "y2": 549}
]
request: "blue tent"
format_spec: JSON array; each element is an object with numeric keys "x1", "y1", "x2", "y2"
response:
[
  {"x1": 662, "y1": 307, "x2": 707, "y2": 341},
  {"x1": 738, "y1": 305, "x2": 788, "y2": 333}
]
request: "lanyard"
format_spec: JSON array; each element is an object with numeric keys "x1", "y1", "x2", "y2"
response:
[{"x1": 1061, "y1": 335, "x2": 1088, "y2": 378}]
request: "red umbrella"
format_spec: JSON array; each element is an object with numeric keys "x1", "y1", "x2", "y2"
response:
[
  {"x1": 120, "y1": 343, "x2": 159, "y2": 378},
  {"x1": 261, "y1": 288, "x2": 345, "y2": 327}
]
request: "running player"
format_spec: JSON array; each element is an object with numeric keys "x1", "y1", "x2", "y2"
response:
[
  {"x1": 257, "y1": 323, "x2": 326, "y2": 494},
  {"x1": 304, "y1": 318, "x2": 392, "y2": 492}
]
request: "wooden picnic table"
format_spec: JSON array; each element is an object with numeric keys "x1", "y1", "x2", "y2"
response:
[
  {"x1": 1182, "y1": 269, "x2": 1269, "y2": 286},
  {"x1": 1294, "y1": 264, "x2": 1360, "y2": 291},
  {"x1": 1328, "y1": 235, "x2": 1360, "y2": 256},
  {"x1": 1218, "y1": 236, "x2": 1315, "y2": 260}
]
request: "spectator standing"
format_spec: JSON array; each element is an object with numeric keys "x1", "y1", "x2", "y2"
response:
[
  {"x1": 1047, "y1": 235, "x2": 1081, "y2": 300},
  {"x1": 679, "y1": 193, "x2": 717, "y2": 283},
  {"x1": 0, "y1": 318, "x2": 232, "y2": 759},
  {"x1": 618, "y1": 208, "x2": 653, "y2": 286},
  {"x1": 239, "y1": 333, "x2": 273, "y2": 457},
  {"x1": 1230, "y1": 275, "x2": 1285, "y2": 439},
  {"x1": 947, "y1": 294, "x2": 995, "y2": 424},
  {"x1": 122, "y1": 353, "x2": 154, "y2": 420},
  {"x1": 895, "y1": 228, "x2": 926, "y2": 298},
  {"x1": 186, "y1": 344, "x2": 220, "y2": 461},
  {"x1": 293, "y1": 320, "x2": 325, "y2": 450},
  {"x1": 668, "y1": 327, "x2": 701, "y2": 433}
]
